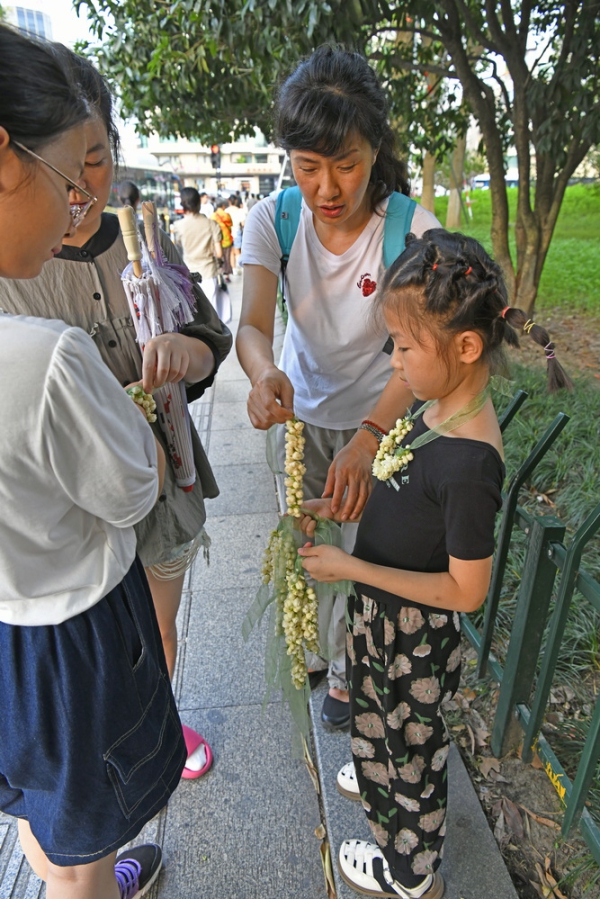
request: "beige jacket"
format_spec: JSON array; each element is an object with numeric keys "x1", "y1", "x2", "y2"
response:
[{"x1": 172, "y1": 213, "x2": 222, "y2": 280}]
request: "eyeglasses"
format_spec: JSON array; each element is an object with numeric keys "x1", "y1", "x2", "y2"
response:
[{"x1": 11, "y1": 139, "x2": 98, "y2": 228}]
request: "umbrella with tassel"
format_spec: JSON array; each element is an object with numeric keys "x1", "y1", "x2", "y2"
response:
[{"x1": 118, "y1": 203, "x2": 197, "y2": 491}]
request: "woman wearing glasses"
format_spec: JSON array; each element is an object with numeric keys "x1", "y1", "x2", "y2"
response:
[
  {"x1": 0, "y1": 46, "x2": 232, "y2": 780},
  {"x1": 0, "y1": 24, "x2": 187, "y2": 898}
]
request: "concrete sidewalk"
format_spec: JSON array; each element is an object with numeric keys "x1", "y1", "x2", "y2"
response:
[{"x1": 0, "y1": 275, "x2": 518, "y2": 899}]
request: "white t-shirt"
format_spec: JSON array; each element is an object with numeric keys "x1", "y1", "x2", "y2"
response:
[
  {"x1": 241, "y1": 194, "x2": 441, "y2": 429},
  {"x1": 226, "y1": 205, "x2": 246, "y2": 238},
  {"x1": 0, "y1": 316, "x2": 159, "y2": 626}
]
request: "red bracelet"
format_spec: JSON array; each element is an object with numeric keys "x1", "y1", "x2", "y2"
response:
[
  {"x1": 362, "y1": 419, "x2": 386, "y2": 435},
  {"x1": 359, "y1": 419, "x2": 386, "y2": 442}
]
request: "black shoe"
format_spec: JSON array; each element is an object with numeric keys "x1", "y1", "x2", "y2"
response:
[
  {"x1": 321, "y1": 693, "x2": 350, "y2": 729},
  {"x1": 115, "y1": 843, "x2": 162, "y2": 898}
]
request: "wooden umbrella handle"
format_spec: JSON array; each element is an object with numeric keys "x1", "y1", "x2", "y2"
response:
[
  {"x1": 117, "y1": 206, "x2": 143, "y2": 277},
  {"x1": 142, "y1": 201, "x2": 158, "y2": 259}
]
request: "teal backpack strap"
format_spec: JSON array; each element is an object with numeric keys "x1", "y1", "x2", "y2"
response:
[
  {"x1": 383, "y1": 192, "x2": 417, "y2": 269},
  {"x1": 274, "y1": 186, "x2": 302, "y2": 307},
  {"x1": 381, "y1": 192, "x2": 417, "y2": 356}
]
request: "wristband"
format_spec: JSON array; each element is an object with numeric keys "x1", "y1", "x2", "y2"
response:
[{"x1": 359, "y1": 419, "x2": 386, "y2": 442}]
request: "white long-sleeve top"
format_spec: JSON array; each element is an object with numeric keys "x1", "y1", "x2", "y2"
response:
[{"x1": 0, "y1": 315, "x2": 159, "y2": 626}]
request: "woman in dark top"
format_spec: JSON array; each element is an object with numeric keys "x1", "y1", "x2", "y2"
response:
[{"x1": 298, "y1": 230, "x2": 571, "y2": 899}]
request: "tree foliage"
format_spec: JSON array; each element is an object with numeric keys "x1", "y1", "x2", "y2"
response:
[
  {"x1": 79, "y1": 0, "x2": 600, "y2": 311},
  {"x1": 76, "y1": 0, "x2": 347, "y2": 141}
]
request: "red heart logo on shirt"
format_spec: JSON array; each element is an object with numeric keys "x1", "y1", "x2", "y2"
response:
[{"x1": 362, "y1": 278, "x2": 377, "y2": 296}]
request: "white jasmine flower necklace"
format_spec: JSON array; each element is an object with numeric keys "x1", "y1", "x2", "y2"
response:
[{"x1": 373, "y1": 386, "x2": 492, "y2": 483}]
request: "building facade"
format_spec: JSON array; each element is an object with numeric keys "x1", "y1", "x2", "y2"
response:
[
  {"x1": 4, "y1": 2, "x2": 53, "y2": 39},
  {"x1": 147, "y1": 132, "x2": 285, "y2": 197}
]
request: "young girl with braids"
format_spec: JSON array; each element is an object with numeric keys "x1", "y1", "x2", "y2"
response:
[{"x1": 298, "y1": 229, "x2": 571, "y2": 899}]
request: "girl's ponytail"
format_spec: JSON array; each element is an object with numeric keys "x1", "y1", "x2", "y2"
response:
[
  {"x1": 501, "y1": 307, "x2": 574, "y2": 393},
  {"x1": 379, "y1": 230, "x2": 574, "y2": 394}
]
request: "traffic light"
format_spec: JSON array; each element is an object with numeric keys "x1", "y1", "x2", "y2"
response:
[{"x1": 210, "y1": 144, "x2": 221, "y2": 169}]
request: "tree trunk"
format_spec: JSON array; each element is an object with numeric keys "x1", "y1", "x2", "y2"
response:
[
  {"x1": 437, "y1": 7, "x2": 515, "y2": 297},
  {"x1": 445, "y1": 133, "x2": 466, "y2": 229},
  {"x1": 421, "y1": 151, "x2": 436, "y2": 213}
]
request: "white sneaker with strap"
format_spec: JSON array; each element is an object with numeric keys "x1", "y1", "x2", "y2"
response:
[
  {"x1": 338, "y1": 839, "x2": 445, "y2": 899},
  {"x1": 336, "y1": 761, "x2": 361, "y2": 800}
]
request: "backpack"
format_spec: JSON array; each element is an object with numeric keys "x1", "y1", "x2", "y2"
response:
[{"x1": 274, "y1": 185, "x2": 417, "y2": 307}]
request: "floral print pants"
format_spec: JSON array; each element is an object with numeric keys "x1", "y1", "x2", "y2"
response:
[{"x1": 346, "y1": 593, "x2": 461, "y2": 888}]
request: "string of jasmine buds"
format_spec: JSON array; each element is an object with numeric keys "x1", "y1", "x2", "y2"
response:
[
  {"x1": 372, "y1": 414, "x2": 415, "y2": 481},
  {"x1": 284, "y1": 418, "x2": 306, "y2": 516},
  {"x1": 260, "y1": 418, "x2": 319, "y2": 689},
  {"x1": 126, "y1": 384, "x2": 157, "y2": 423}
]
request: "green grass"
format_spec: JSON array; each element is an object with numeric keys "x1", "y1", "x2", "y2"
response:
[
  {"x1": 483, "y1": 364, "x2": 600, "y2": 679},
  {"x1": 432, "y1": 183, "x2": 600, "y2": 313},
  {"x1": 472, "y1": 366, "x2": 600, "y2": 836}
]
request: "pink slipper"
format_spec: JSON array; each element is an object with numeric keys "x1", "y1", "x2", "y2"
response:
[{"x1": 181, "y1": 724, "x2": 213, "y2": 779}]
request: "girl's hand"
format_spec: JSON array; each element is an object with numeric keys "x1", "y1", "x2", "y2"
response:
[
  {"x1": 297, "y1": 543, "x2": 351, "y2": 582},
  {"x1": 143, "y1": 333, "x2": 190, "y2": 392},
  {"x1": 298, "y1": 498, "x2": 334, "y2": 537}
]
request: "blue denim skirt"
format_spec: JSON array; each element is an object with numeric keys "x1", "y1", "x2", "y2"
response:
[{"x1": 0, "y1": 557, "x2": 186, "y2": 865}]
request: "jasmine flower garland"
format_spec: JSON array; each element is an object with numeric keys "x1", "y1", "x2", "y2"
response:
[
  {"x1": 284, "y1": 418, "x2": 306, "y2": 516},
  {"x1": 126, "y1": 384, "x2": 157, "y2": 423},
  {"x1": 372, "y1": 382, "x2": 505, "y2": 483},
  {"x1": 260, "y1": 418, "x2": 319, "y2": 689},
  {"x1": 372, "y1": 414, "x2": 415, "y2": 481}
]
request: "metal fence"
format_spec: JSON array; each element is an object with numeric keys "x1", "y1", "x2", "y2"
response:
[{"x1": 461, "y1": 391, "x2": 600, "y2": 862}]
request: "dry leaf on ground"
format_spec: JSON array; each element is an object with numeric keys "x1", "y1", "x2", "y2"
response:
[
  {"x1": 480, "y1": 757, "x2": 501, "y2": 779},
  {"x1": 501, "y1": 796, "x2": 525, "y2": 840},
  {"x1": 519, "y1": 804, "x2": 561, "y2": 831},
  {"x1": 319, "y1": 839, "x2": 336, "y2": 899},
  {"x1": 531, "y1": 857, "x2": 568, "y2": 899}
]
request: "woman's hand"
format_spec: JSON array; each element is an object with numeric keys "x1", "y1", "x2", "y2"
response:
[
  {"x1": 322, "y1": 430, "x2": 378, "y2": 521},
  {"x1": 142, "y1": 333, "x2": 215, "y2": 393},
  {"x1": 142, "y1": 333, "x2": 190, "y2": 392},
  {"x1": 297, "y1": 543, "x2": 353, "y2": 582},
  {"x1": 246, "y1": 365, "x2": 295, "y2": 429},
  {"x1": 297, "y1": 498, "x2": 335, "y2": 537}
]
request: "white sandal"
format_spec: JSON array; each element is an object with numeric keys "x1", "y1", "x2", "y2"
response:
[
  {"x1": 337, "y1": 761, "x2": 361, "y2": 800},
  {"x1": 338, "y1": 839, "x2": 445, "y2": 899}
]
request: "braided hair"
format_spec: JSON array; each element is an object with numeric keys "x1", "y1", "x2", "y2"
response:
[{"x1": 378, "y1": 230, "x2": 573, "y2": 393}]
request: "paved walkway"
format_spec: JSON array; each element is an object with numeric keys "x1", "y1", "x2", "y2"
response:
[{"x1": 0, "y1": 276, "x2": 518, "y2": 899}]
